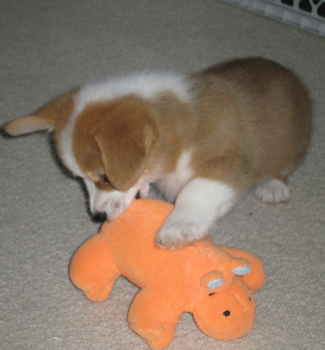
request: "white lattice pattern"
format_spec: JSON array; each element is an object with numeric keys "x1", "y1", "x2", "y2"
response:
[{"x1": 222, "y1": 0, "x2": 325, "y2": 36}]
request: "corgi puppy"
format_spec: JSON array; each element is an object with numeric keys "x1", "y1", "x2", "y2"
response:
[{"x1": 3, "y1": 57, "x2": 312, "y2": 249}]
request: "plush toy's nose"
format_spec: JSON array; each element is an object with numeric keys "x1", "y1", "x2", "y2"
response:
[{"x1": 92, "y1": 211, "x2": 107, "y2": 222}]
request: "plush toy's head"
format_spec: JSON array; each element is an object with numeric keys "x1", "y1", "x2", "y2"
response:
[
  {"x1": 193, "y1": 277, "x2": 255, "y2": 341},
  {"x1": 70, "y1": 199, "x2": 265, "y2": 349}
]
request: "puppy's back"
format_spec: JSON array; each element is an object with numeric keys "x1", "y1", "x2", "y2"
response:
[{"x1": 191, "y1": 58, "x2": 312, "y2": 189}]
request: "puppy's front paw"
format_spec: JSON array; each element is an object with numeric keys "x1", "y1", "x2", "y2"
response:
[{"x1": 155, "y1": 215, "x2": 208, "y2": 250}]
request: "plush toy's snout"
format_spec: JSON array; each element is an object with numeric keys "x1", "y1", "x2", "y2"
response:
[
  {"x1": 193, "y1": 278, "x2": 256, "y2": 341},
  {"x1": 70, "y1": 199, "x2": 265, "y2": 349}
]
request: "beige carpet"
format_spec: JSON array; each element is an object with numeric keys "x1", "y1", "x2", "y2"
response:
[{"x1": 1, "y1": 1, "x2": 324, "y2": 349}]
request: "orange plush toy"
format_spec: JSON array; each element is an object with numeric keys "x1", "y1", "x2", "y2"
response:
[{"x1": 70, "y1": 199, "x2": 265, "y2": 350}]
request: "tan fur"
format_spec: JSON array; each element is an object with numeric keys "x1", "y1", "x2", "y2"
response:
[
  {"x1": 188, "y1": 58, "x2": 312, "y2": 192},
  {"x1": 3, "y1": 88, "x2": 77, "y2": 136},
  {"x1": 73, "y1": 97, "x2": 159, "y2": 191},
  {"x1": 3, "y1": 57, "x2": 312, "y2": 201}
]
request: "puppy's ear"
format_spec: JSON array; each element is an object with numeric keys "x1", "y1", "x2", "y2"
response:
[
  {"x1": 95, "y1": 116, "x2": 158, "y2": 191},
  {"x1": 3, "y1": 89, "x2": 77, "y2": 136}
]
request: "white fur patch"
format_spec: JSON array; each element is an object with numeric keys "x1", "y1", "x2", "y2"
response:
[
  {"x1": 156, "y1": 178, "x2": 238, "y2": 249},
  {"x1": 158, "y1": 150, "x2": 194, "y2": 202},
  {"x1": 56, "y1": 114, "x2": 84, "y2": 178},
  {"x1": 254, "y1": 179, "x2": 290, "y2": 204},
  {"x1": 76, "y1": 72, "x2": 192, "y2": 113}
]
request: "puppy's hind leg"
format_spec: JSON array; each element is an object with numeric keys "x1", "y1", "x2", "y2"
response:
[{"x1": 254, "y1": 176, "x2": 290, "y2": 204}]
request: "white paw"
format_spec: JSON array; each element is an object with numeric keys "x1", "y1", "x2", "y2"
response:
[
  {"x1": 155, "y1": 214, "x2": 208, "y2": 249},
  {"x1": 254, "y1": 179, "x2": 290, "y2": 204}
]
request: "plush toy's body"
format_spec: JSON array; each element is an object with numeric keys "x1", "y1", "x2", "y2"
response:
[{"x1": 70, "y1": 199, "x2": 265, "y2": 350}]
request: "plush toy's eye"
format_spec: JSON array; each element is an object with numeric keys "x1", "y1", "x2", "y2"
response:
[
  {"x1": 248, "y1": 297, "x2": 252, "y2": 301},
  {"x1": 208, "y1": 292, "x2": 216, "y2": 296},
  {"x1": 102, "y1": 176, "x2": 110, "y2": 185},
  {"x1": 223, "y1": 310, "x2": 231, "y2": 317}
]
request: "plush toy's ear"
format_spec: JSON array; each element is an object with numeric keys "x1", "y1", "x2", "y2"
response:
[
  {"x1": 201, "y1": 271, "x2": 224, "y2": 291},
  {"x1": 218, "y1": 245, "x2": 266, "y2": 292},
  {"x1": 230, "y1": 258, "x2": 252, "y2": 276},
  {"x1": 3, "y1": 89, "x2": 77, "y2": 136}
]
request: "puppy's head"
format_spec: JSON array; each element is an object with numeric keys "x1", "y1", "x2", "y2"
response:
[{"x1": 3, "y1": 92, "x2": 159, "y2": 221}]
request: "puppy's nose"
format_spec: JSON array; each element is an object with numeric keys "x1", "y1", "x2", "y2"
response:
[{"x1": 92, "y1": 211, "x2": 107, "y2": 222}]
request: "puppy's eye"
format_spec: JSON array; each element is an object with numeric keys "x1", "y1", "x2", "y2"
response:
[{"x1": 102, "y1": 176, "x2": 110, "y2": 185}]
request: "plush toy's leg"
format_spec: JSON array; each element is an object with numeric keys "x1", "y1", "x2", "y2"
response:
[
  {"x1": 70, "y1": 233, "x2": 120, "y2": 302},
  {"x1": 219, "y1": 245, "x2": 266, "y2": 292},
  {"x1": 128, "y1": 288, "x2": 182, "y2": 350}
]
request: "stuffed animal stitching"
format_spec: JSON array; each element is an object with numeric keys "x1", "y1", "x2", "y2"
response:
[{"x1": 70, "y1": 199, "x2": 265, "y2": 350}]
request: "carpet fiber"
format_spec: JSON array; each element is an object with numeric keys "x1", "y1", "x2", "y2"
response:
[{"x1": 1, "y1": 1, "x2": 324, "y2": 349}]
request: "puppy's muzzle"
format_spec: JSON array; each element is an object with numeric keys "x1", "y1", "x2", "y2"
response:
[{"x1": 92, "y1": 211, "x2": 108, "y2": 222}]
